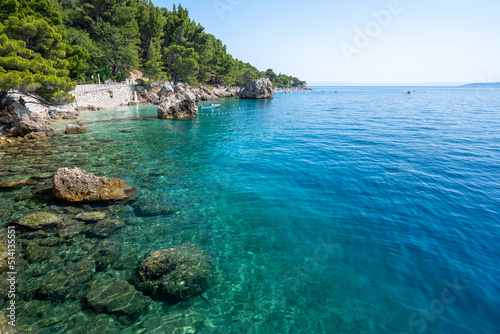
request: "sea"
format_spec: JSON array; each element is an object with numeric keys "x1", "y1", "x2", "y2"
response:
[{"x1": 0, "y1": 86, "x2": 498, "y2": 333}]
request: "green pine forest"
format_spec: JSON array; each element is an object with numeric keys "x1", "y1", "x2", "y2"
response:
[{"x1": 0, "y1": 0, "x2": 306, "y2": 105}]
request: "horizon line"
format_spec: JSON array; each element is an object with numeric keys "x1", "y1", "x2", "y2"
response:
[{"x1": 306, "y1": 82, "x2": 499, "y2": 87}]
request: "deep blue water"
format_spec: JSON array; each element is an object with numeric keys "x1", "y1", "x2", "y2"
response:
[{"x1": 3, "y1": 86, "x2": 499, "y2": 333}]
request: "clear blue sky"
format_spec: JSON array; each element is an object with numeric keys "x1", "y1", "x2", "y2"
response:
[{"x1": 155, "y1": 0, "x2": 500, "y2": 85}]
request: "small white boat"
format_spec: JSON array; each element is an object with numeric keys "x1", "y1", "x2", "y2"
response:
[{"x1": 200, "y1": 103, "x2": 221, "y2": 109}]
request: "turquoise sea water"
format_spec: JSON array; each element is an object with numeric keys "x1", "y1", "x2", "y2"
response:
[{"x1": 1, "y1": 86, "x2": 499, "y2": 333}]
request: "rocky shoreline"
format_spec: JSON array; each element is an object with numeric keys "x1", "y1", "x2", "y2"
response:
[
  {"x1": 138, "y1": 83, "x2": 242, "y2": 105},
  {"x1": 0, "y1": 77, "x2": 278, "y2": 332},
  {"x1": 1, "y1": 78, "x2": 285, "y2": 140}
]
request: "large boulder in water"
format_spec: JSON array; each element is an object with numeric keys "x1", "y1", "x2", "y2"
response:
[
  {"x1": 17, "y1": 112, "x2": 56, "y2": 137},
  {"x1": 64, "y1": 124, "x2": 88, "y2": 134},
  {"x1": 157, "y1": 92, "x2": 198, "y2": 119},
  {"x1": 0, "y1": 102, "x2": 26, "y2": 129},
  {"x1": 239, "y1": 78, "x2": 274, "y2": 99},
  {"x1": 52, "y1": 167, "x2": 136, "y2": 203},
  {"x1": 135, "y1": 242, "x2": 212, "y2": 302}
]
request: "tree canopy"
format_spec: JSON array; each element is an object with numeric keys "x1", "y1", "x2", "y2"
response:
[
  {"x1": 1, "y1": 0, "x2": 306, "y2": 105},
  {"x1": 0, "y1": 1, "x2": 77, "y2": 105}
]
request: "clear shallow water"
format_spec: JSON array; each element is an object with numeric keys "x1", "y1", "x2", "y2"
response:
[{"x1": 1, "y1": 86, "x2": 499, "y2": 333}]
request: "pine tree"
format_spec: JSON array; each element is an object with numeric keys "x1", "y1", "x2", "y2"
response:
[
  {"x1": 164, "y1": 45, "x2": 199, "y2": 85},
  {"x1": 0, "y1": 16, "x2": 75, "y2": 106},
  {"x1": 144, "y1": 40, "x2": 164, "y2": 82}
]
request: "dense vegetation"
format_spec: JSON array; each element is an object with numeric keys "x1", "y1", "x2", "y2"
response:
[{"x1": 0, "y1": 0, "x2": 306, "y2": 105}]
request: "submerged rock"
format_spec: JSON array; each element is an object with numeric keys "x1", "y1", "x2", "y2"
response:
[
  {"x1": 37, "y1": 258, "x2": 96, "y2": 301},
  {"x1": 58, "y1": 220, "x2": 89, "y2": 240},
  {"x1": 88, "y1": 219, "x2": 124, "y2": 238},
  {"x1": 93, "y1": 239, "x2": 121, "y2": 271},
  {"x1": 65, "y1": 124, "x2": 88, "y2": 134},
  {"x1": 135, "y1": 242, "x2": 212, "y2": 302},
  {"x1": 239, "y1": 78, "x2": 274, "y2": 99},
  {"x1": 52, "y1": 167, "x2": 136, "y2": 203},
  {"x1": 157, "y1": 92, "x2": 198, "y2": 119},
  {"x1": 33, "y1": 172, "x2": 53, "y2": 180},
  {"x1": 0, "y1": 178, "x2": 30, "y2": 189},
  {"x1": 87, "y1": 280, "x2": 151, "y2": 319},
  {"x1": 0, "y1": 310, "x2": 18, "y2": 334},
  {"x1": 25, "y1": 243, "x2": 54, "y2": 263},
  {"x1": 34, "y1": 300, "x2": 81, "y2": 329},
  {"x1": 141, "y1": 313, "x2": 203, "y2": 333},
  {"x1": 134, "y1": 197, "x2": 175, "y2": 217},
  {"x1": 13, "y1": 211, "x2": 63, "y2": 230},
  {"x1": 0, "y1": 232, "x2": 13, "y2": 274},
  {"x1": 75, "y1": 212, "x2": 107, "y2": 221},
  {"x1": 24, "y1": 131, "x2": 47, "y2": 140}
]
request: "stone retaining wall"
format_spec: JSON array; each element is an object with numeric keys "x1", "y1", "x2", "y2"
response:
[{"x1": 73, "y1": 86, "x2": 133, "y2": 108}]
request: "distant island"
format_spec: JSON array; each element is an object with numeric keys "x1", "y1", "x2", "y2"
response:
[{"x1": 461, "y1": 82, "x2": 500, "y2": 88}]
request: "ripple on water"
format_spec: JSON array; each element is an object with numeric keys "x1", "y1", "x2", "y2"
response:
[{"x1": 0, "y1": 87, "x2": 499, "y2": 333}]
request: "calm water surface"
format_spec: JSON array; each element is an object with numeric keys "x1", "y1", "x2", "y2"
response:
[{"x1": 0, "y1": 86, "x2": 499, "y2": 333}]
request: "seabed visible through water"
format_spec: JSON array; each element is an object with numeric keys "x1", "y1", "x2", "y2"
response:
[{"x1": 0, "y1": 87, "x2": 499, "y2": 333}]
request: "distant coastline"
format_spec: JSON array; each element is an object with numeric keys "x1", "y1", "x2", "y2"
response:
[
  {"x1": 308, "y1": 82, "x2": 500, "y2": 88},
  {"x1": 460, "y1": 82, "x2": 500, "y2": 88},
  {"x1": 309, "y1": 82, "x2": 468, "y2": 87}
]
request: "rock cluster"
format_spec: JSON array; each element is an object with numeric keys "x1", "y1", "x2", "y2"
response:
[
  {"x1": 135, "y1": 242, "x2": 212, "y2": 302},
  {"x1": 137, "y1": 84, "x2": 175, "y2": 104},
  {"x1": 239, "y1": 78, "x2": 274, "y2": 99},
  {"x1": 0, "y1": 99, "x2": 87, "y2": 139},
  {"x1": 137, "y1": 84, "x2": 240, "y2": 105},
  {"x1": 74, "y1": 106, "x2": 103, "y2": 112},
  {"x1": 190, "y1": 85, "x2": 240, "y2": 101},
  {"x1": 64, "y1": 124, "x2": 88, "y2": 134},
  {"x1": 52, "y1": 167, "x2": 136, "y2": 203},
  {"x1": 15, "y1": 113, "x2": 57, "y2": 138},
  {"x1": 50, "y1": 110, "x2": 79, "y2": 120},
  {"x1": 157, "y1": 92, "x2": 198, "y2": 119},
  {"x1": 0, "y1": 100, "x2": 64, "y2": 139}
]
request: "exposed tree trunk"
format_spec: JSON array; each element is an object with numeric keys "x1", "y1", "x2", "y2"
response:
[{"x1": 0, "y1": 91, "x2": 8, "y2": 108}]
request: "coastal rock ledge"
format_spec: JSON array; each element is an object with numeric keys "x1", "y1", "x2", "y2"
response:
[
  {"x1": 52, "y1": 167, "x2": 136, "y2": 203},
  {"x1": 157, "y1": 92, "x2": 198, "y2": 119},
  {"x1": 239, "y1": 78, "x2": 274, "y2": 99}
]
